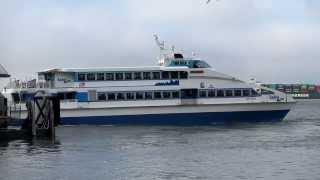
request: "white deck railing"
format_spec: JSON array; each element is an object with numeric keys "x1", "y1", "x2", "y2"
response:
[{"x1": 6, "y1": 80, "x2": 52, "y2": 89}]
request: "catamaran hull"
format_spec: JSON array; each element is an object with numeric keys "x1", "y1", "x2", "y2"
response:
[
  {"x1": 9, "y1": 102, "x2": 294, "y2": 125},
  {"x1": 61, "y1": 110, "x2": 290, "y2": 125}
]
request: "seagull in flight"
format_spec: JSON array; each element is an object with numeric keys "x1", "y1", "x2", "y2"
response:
[{"x1": 206, "y1": 0, "x2": 219, "y2": 4}]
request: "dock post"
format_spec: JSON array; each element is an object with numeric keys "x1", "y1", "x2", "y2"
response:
[{"x1": 25, "y1": 91, "x2": 60, "y2": 138}]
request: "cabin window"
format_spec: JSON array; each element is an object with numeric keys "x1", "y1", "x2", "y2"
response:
[
  {"x1": 97, "y1": 93, "x2": 106, "y2": 101},
  {"x1": 152, "y1": 72, "x2": 160, "y2": 80},
  {"x1": 173, "y1": 53, "x2": 183, "y2": 59},
  {"x1": 97, "y1": 73, "x2": 105, "y2": 81},
  {"x1": 261, "y1": 89, "x2": 274, "y2": 95},
  {"x1": 106, "y1": 73, "x2": 114, "y2": 81},
  {"x1": 126, "y1": 92, "x2": 135, "y2": 100},
  {"x1": 217, "y1": 90, "x2": 224, "y2": 97},
  {"x1": 226, "y1": 90, "x2": 233, "y2": 97},
  {"x1": 136, "y1": 92, "x2": 144, "y2": 100},
  {"x1": 66, "y1": 92, "x2": 76, "y2": 99},
  {"x1": 181, "y1": 89, "x2": 198, "y2": 99},
  {"x1": 78, "y1": 73, "x2": 86, "y2": 81},
  {"x1": 115, "y1": 73, "x2": 123, "y2": 80},
  {"x1": 117, "y1": 93, "x2": 125, "y2": 100},
  {"x1": 58, "y1": 92, "x2": 76, "y2": 100},
  {"x1": 57, "y1": 93, "x2": 65, "y2": 100},
  {"x1": 243, "y1": 89, "x2": 250, "y2": 96},
  {"x1": 125, "y1": 72, "x2": 132, "y2": 80},
  {"x1": 199, "y1": 90, "x2": 207, "y2": 98},
  {"x1": 134, "y1": 72, "x2": 142, "y2": 80},
  {"x1": 193, "y1": 60, "x2": 211, "y2": 68},
  {"x1": 170, "y1": 71, "x2": 179, "y2": 79},
  {"x1": 163, "y1": 91, "x2": 171, "y2": 99},
  {"x1": 154, "y1": 92, "x2": 162, "y2": 99},
  {"x1": 87, "y1": 73, "x2": 96, "y2": 81},
  {"x1": 107, "y1": 93, "x2": 116, "y2": 101},
  {"x1": 234, "y1": 90, "x2": 242, "y2": 97},
  {"x1": 251, "y1": 89, "x2": 259, "y2": 96},
  {"x1": 179, "y1": 71, "x2": 188, "y2": 79},
  {"x1": 172, "y1": 91, "x2": 180, "y2": 98},
  {"x1": 20, "y1": 92, "x2": 33, "y2": 102},
  {"x1": 208, "y1": 89, "x2": 215, "y2": 97},
  {"x1": 145, "y1": 92, "x2": 153, "y2": 99},
  {"x1": 143, "y1": 72, "x2": 151, "y2": 80},
  {"x1": 161, "y1": 71, "x2": 169, "y2": 79}
]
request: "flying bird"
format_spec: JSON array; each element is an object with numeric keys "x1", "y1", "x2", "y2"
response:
[{"x1": 206, "y1": 0, "x2": 219, "y2": 4}]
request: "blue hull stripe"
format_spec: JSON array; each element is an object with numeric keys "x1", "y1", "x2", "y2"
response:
[{"x1": 60, "y1": 110, "x2": 290, "y2": 125}]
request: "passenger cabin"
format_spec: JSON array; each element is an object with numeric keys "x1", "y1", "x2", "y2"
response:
[
  {"x1": 37, "y1": 53, "x2": 212, "y2": 89},
  {"x1": 6, "y1": 53, "x2": 268, "y2": 104}
]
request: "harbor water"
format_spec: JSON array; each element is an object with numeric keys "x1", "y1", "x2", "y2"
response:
[{"x1": 1, "y1": 100, "x2": 320, "y2": 180}]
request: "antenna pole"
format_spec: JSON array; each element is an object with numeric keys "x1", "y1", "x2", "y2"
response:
[{"x1": 153, "y1": 34, "x2": 165, "y2": 51}]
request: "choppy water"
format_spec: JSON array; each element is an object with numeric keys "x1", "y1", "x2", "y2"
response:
[{"x1": 1, "y1": 100, "x2": 320, "y2": 180}]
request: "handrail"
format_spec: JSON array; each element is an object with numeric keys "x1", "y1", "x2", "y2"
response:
[{"x1": 6, "y1": 80, "x2": 51, "y2": 89}]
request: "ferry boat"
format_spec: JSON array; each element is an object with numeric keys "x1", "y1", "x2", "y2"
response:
[{"x1": 2, "y1": 37, "x2": 296, "y2": 125}]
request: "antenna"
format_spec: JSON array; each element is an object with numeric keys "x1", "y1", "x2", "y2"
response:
[
  {"x1": 153, "y1": 34, "x2": 165, "y2": 51},
  {"x1": 171, "y1": 46, "x2": 175, "y2": 53}
]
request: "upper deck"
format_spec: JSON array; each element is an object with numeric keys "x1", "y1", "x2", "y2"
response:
[{"x1": 4, "y1": 51, "x2": 242, "y2": 91}]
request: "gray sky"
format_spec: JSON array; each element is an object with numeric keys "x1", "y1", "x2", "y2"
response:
[{"x1": 1, "y1": 0, "x2": 320, "y2": 87}]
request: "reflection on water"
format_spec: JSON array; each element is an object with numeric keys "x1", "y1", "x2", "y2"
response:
[{"x1": 0, "y1": 100, "x2": 320, "y2": 180}]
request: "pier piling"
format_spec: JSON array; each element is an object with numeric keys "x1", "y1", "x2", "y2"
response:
[{"x1": 23, "y1": 91, "x2": 60, "y2": 138}]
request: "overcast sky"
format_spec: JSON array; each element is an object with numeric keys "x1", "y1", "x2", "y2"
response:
[{"x1": 1, "y1": 0, "x2": 319, "y2": 87}]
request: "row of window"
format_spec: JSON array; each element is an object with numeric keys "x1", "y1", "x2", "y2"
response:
[
  {"x1": 97, "y1": 91, "x2": 181, "y2": 101},
  {"x1": 198, "y1": 89, "x2": 259, "y2": 98},
  {"x1": 78, "y1": 71, "x2": 188, "y2": 81},
  {"x1": 13, "y1": 88, "x2": 261, "y2": 103},
  {"x1": 96, "y1": 88, "x2": 260, "y2": 102}
]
